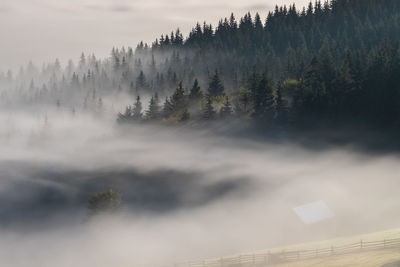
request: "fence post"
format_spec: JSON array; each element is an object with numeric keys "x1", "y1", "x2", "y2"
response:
[
  {"x1": 220, "y1": 257, "x2": 223, "y2": 267},
  {"x1": 253, "y1": 254, "x2": 255, "y2": 264},
  {"x1": 360, "y1": 240, "x2": 363, "y2": 250},
  {"x1": 331, "y1": 245, "x2": 334, "y2": 255},
  {"x1": 384, "y1": 239, "x2": 386, "y2": 249}
]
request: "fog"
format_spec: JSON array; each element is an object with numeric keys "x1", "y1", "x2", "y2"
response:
[
  {"x1": 1, "y1": 106, "x2": 400, "y2": 267},
  {"x1": 0, "y1": 0, "x2": 310, "y2": 72},
  {"x1": 1, "y1": 1, "x2": 399, "y2": 265}
]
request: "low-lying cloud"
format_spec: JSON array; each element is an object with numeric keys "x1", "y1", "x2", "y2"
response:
[{"x1": 0, "y1": 107, "x2": 400, "y2": 266}]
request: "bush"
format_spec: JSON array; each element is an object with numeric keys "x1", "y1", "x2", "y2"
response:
[{"x1": 88, "y1": 189, "x2": 122, "y2": 216}]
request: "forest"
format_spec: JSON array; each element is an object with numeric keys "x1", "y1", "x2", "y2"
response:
[
  {"x1": 1, "y1": 0, "x2": 400, "y2": 130},
  {"x1": 2, "y1": 1, "x2": 400, "y2": 266}
]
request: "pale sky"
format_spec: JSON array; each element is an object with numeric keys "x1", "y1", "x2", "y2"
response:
[{"x1": 0, "y1": 0, "x2": 310, "y2": 72}]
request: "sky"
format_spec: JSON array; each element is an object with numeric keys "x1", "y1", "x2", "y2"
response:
[{"x1": 0, "y1": 0, "x2": 310, "y2": 72}]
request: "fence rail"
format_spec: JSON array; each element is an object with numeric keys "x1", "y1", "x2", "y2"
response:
[{"x1": 171, "y1": 237, "x2": 400, "y2": 267}]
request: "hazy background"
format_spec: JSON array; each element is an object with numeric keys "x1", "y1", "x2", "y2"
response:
[
  {"x1": 0, "y1": 0, "x2": 309, "y2": 72},
  {"x1": 1, "y1": 109, "x2": 400, "y2": 267}
]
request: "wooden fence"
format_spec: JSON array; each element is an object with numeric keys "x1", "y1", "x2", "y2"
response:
[{"x1": 171, "y1": 237, "x2": 400, "y2": 267}]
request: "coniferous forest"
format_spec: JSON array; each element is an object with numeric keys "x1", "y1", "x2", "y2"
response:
[
  {"x1": 4, "y1": 1, "x2": 400, "y2": 266},
  {"x1": 2, "y1": 0, "x2": 400, "y2": 130}
]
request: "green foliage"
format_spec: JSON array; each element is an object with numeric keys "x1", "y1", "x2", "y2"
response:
[
  {"x1": 253, "y1": 71, "x2": 274, "y2": 120},
  {"x1": 136, "y1": 71, "x2": 147, "y2": 90},
  {"x1": 233, "y1": 87, "x2": 254, "y2": 118},
  {"x1": 188, "y1": 79, "x2": 204, "y2": 118},
  {"x1": 115, "y1": 0, "x2": 400, "y2": 128},
  {"x1": 88, "y1": 189, "x2": 122, "y2": 216},
  {"x1": 132, "y1": 96, "x2": 143, "y2": 120},
  {"x1": 203, "y1": 94, "x2": 216, "y2": 120},
  {"x1": 189, "y1": 79, "x2": 202, "y2": 101},
  {"x1": 167, "y1": 82, "x2": 190, "y2": 121},
  {"x1": 208, "y1": 71, "x2": 225, "y2": 97},
  {"x1": 117, "y1": 96, "x2": 143, "y2": 123},
  {"x1": 220, "y1": 96, "x2": 233, "y2": 118},
  {"x1": 145, "y1": 93, "x2": 161, "y2": 120},
  {"x1": 275, "y1": 82, "x2": 289, "y2": 123}
]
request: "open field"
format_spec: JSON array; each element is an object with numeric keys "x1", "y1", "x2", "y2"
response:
[{"x1": 272, "y1": 249, "x2": 400, "y2": 267}]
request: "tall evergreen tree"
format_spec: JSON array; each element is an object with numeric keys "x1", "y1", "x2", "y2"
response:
[
  {"x1": 203, "y1": 94, "x2": 216, "y2": 120},
  {"x1": 189, "y1": 79, "x2": 202, "y2": 101},
  {"x1": 117, "y1": 106, "x2": 133, "y2": 123},
  {"x1": 136, "y1": 71, "x2": 147, "y2": 90},
  {"x1": 170, "y1": 81, "x2": 188, "y2": 118},
  {"x1": 189, "y1": 79, "x2": 203, "y2": 116},
  {"x1": 132, "y1": 96, "x2": 143, "y2": 120},
  {"x1": 145, "y1": 93, "x2": 161, "y2": 120},
  {"x1": 254, "y1": 71, "x2": 274, "y2": 120},
  {"x1": 275, "y1": 82, "x2": 289, "y2": 123},
  {"x1": 208, "y1": 70, "x2": 225, "y2": 97},
  {"x1": 162, "y1": 97, "x2": 174, "y2": 119}
]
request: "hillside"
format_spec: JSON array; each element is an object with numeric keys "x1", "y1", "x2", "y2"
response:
[
  {"x1": 1, "y1": 0, "x2": 400, "y2": 130},
  {"x1": 174, "y1": 228, "x2": 400, "y2": 267}
]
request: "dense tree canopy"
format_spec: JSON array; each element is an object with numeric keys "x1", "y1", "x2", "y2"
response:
[{"x1": 3, "y1": 0, "x2": 400, "y2": 129}]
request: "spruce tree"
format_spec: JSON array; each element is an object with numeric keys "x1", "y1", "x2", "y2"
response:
[
  {"x1": 146, "y1": 93, "x2": 161, "y2": 120},
  {"x1": 275, "y1": 82, "x2": 289, "y2": 123},
  {"x1": 132, "y1": 96, "x2": 143, "y2": 120},
  {"x1": 117, "y1": 106, "x2": 132, "y2": 123},
  {"x1": 254, "y1": 71, "x2": 274, "y2": 120},
  {"x1": 136, "y1": 71, "x2": 147, "y2": 90},
  {"x1": 208, "y1": 70, "x2": 225, "y2": 97},
  {"x1": 189, "y1": 79, "x2": 202, "y2": 101},
  {"x1": 170, "y1": 81, "x2": 187, "y2": 117},
  {"x1": 162, "y1": 97, "x2": 174, "y2": 119},
  {"x1": 203, "y1": 94, "x2": 216, "y2": 120}
]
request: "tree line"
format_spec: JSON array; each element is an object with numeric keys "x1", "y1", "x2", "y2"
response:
[
  {"x1": 2, "y1": 0, "x2": 400, "y2": 128},
  {"x1": 118, "y1": 0, "x2": 400, "y2": 128}
]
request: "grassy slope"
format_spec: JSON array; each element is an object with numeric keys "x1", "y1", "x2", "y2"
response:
[
  {"x1": 273, "y1": 249, "x2": 400, "y2": 267},
  {"x1": 262, "y1": 228, "x2": 400, "y2": 267}
]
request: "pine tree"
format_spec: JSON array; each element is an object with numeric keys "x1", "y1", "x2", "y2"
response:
[
  {"x1": 275, "y1": 82, "x2": 289, "y2": 123},
  {"x1": 136, "y1": 71, "x2": 147, "y2": 90},
  {"x1": 203, "y1": 94, "x2": 216, "y2": 120},
  {"x1": 189, "y1": 79, "x2": 202, "y2": 101},
  {"x1": 303, "y1": 56, "x2": 327, "y2": 115},
  {"x1": 79, "y1": 53, "x2": 86, "y2": 69},
  {"x1": 117, "y1": 105, "x2": 133, "y2": 123},
  {"x1": 132, "y1": 96, "x2": 143, "y2": 120},
  {"x1": 170, "y1": 81, "x2": 187, "y2": 117},
  {"x1": 162, "y1": 97, "x2": 174, "y2": 119},
  {"x1": 248, "y1": 69, "x2": 260, "y2": 104},
  {"x1": 208, "y1": 70, "x2": 225, "y2": 97},
  {"x1": 188, "y1": 79, "x2": 203, "y2": 117},
  {"x1": 145, "y1": 93, "x2": 161, "y2": 120},
  {"x1": 254, "y1": 71, "x2": 274, "y2": 120}
]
